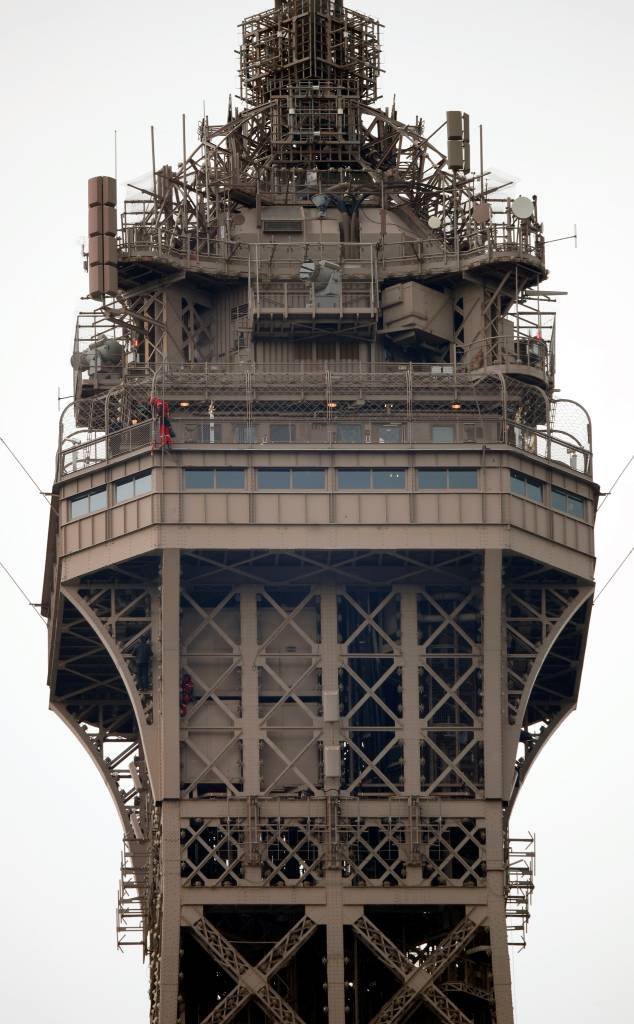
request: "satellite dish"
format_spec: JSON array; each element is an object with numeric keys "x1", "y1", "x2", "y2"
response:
[
  {"x1": 511, "y1": 195, "x2": 533, "y2": 220},
  {"x1": 428, "y1": 215, "x2": 442, "y2": 230},
  {"x1": 473, "y1": 202, "x2": 491, "y2": 225}
]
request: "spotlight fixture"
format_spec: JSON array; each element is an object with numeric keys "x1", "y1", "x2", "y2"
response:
[
  {"x1": 451, "y1": 401, "x2": 462, "y2": 411},
  {"x1": 179, "y1": 401, "x2": 191, "y2": 408},
  {"x1": 327, "y1": 401, "x2": 338, "y2": 409}
]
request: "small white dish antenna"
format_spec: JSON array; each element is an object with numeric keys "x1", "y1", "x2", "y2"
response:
[
  {"x1": 473, "y1": 202, "x2": 491, "y2": 225},
  {"x1": 428, "y1": 215, "x2": 442, "y2": 230},
  {"x1": 511, "y1": 195, "x2": 533, "y2": 220}
]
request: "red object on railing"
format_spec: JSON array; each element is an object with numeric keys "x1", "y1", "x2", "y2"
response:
[{"x1": 150, "y1": 397, "x2": 175, "y2": 447}]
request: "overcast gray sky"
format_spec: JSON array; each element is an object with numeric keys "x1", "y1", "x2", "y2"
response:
[{"x1": 0, "y1": 1, "x2": 632, "y2": 1020}]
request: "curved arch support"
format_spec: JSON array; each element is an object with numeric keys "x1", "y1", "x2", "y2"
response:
[
  {"x1": 514, "y1": 587, "x2": 593, "y2": 729},
  {"x1": 508, "y1": 705, "x2": 573, "y2": 813},
  {"x1": 505, "y1": 587, "x2": 593, "y2": 795},
  {"x1": 52, "y1": 703, "x2": 135, "y2": 838},
  {"x1": 60, "y1": 583, "x2": 159, "y2": 794}
]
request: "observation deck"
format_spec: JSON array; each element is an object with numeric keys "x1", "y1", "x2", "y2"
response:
[{"x1": 118, "y1": 198, "x2": 546, "y2": 289}]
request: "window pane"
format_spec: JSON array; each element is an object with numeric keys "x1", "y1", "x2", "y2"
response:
[
  {"x1": 134, "y1": 472, "x2": 152, "y2": 496},
  {"x1": 378, "y1": 424, "x2": 401, "y2": 444},
  {"x1": 418, "y1": 469, "x2": 446, "y2": 489},
  {"x1": 525, "y1": 479, "x2": 542, "y2": 502},
  {"x1": 510, "y1": 471, "x2": 526, "y2": 497},
  {"x1": 373, "y1": 469, "x2": 405, "y2": 489},
  {"x1": 216, "y1": 468, "x2": 245, "y2": 489},
  {"x1": 270, "y1": 424, "x2": 294, "y2": 443},
  {"x1": 337, "y1": 469, "x2": 371, "y2": 489},
  {"x1": 567, "y1": 494, "x2": 585, "y2": 519},
  {"x1": 89, "y1": 488, "x2": 107, "y2": 512},
  {"x1": 115, "y1": 479, "x2": 135, "y2": 502},
  {"x1": 292, "y1": 469, "x2": 325, "y2": 489},
  {"x1": 432, "y1": 425, "x2": 455, "y2": 443},
  {"x1": 70, "y1": 495, "x2": 90, "y2": 518},
  {"x1": 336, "y1": 424, "x2": 363, "y2": 443},
  {"x1": 185, "y1": 469, "x2": 214, "y2": 489},
  {"x1": 448, "y1": 468, "x2": 478, "y2": 489},
  {"x1": 258, "y1": 469, "x2": 291, "y2": 489},
  {"x1": 551, "y1": 487, "x2": 567, "y2": 511}
]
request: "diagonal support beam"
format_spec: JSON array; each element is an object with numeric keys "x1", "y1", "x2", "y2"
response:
[
  {"x1": 353, "y1": 916, "x2": 470, "y2": 1024},
  {"x1": 189, "y1": 912, "x2": 314, "y2": 1024},
  {"x1": 352, "y1": 913, "x2": 478, "y2": 1024},
  {"x1": 256, "y1": 914, "x2": 319, "y2": 977},
  {"x1": 372, "y1": 913, "x2": 481, "y2": 1024}
]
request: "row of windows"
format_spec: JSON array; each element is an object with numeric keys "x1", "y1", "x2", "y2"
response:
[
  {"x1": 184, "y1": 468, "x2": 479, "y2": 491},
  {"x1": 229, "y1": 423, "x2": 462, "y2": 445},
  {"x1": 68, "y1": 468, "x2": 586, "y2": 519},
  {"x1": 187, "y1": 468, "x2": 586, "y2": 513},
  {"x1": 510, "y1": 471, "x2": 586, "y2": 518},
  {"x1": 69, "y1": 472, "x2": 152, "y2": 519}
]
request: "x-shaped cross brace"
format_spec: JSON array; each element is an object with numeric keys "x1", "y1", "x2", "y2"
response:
[
  {"x1": 184, "y1": 908, "x2": 317, "y2": 1024},
  {"x1": 352, "y1": 909, "x2": 485, "y2": 1024}
]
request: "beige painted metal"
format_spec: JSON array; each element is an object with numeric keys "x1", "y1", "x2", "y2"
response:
[{"x1": 43, "y1": 3, "x2": 596, "y2": 1023}]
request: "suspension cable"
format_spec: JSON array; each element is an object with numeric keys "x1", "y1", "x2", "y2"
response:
[
  {"x1": 0, "y1": 560, "x2": 46, "y2": 623},
  {"x1": 0, "y1": 434, "x2": 53, "y2": 508},
  {"x1": 594, "y1": 547, "x2": 634, "y2": 604},
  {"x1": 597, "y1": 454, "x2": 634, "y2": 511}
]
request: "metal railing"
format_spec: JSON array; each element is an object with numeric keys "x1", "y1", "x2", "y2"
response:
[
  {"x1": 506, "y1": 835, "x2": 536, "y2": 948},
  {"x1": 58, "y1": 421, "x2": 154, "y2": 477},
  {"x1": 116, "y1": 837, "x2": 148, "y2": 951},
  {"x1": 383, "y1": 217, "x2": 542, "y2": 266},
  {"x1": 57, "y1": 366, "x2": 592, "y2": 478},
  {"x1": 119, "y1": 205, "x2": 544, "y2": 275}
]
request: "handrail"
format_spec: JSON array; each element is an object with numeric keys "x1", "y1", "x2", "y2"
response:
[
  {"x1": 56, "y1": 414, "x2": 591, "y2": 481},
  {"x1": 118, "y1": 217, "x2": 544, "y2": 274},
  {"x1": 58, "y1": 365, "x2": 591, "y2": 480}
]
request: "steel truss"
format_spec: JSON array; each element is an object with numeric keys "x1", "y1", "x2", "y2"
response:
[{"x1": 187, "y1": 910, "x2": 317, "y2": 1024}]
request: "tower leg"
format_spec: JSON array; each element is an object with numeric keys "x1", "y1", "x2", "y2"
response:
[
  {"x1": 325, "y1": 896, "x2": 346, "y2": 1024},
  {"x1": 158, "y1": 550, "x2": 182, "y2": 1024},
  {"x1": 488, "y1": 895, "x2": 514, "y2": 1024},
  {"x1": 158, "y1": 802, "x2": 181, "y2": 1024}
]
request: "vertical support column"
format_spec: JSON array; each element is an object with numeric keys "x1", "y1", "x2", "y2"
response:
[
  {"x1": 159, "y1": 801, "x2": 182, "y2": 1024},
  {"x1": 321, "y1": 585, "x2": 341, "y2": 789},
  {"x1": 485, "y1": 802, "x2": 515, "y2": 1024},
  {"x1": 160, "y1": 550, "x2": 181, "y2": 799},
  {"x1": 483, "y1": 549, "x2": 514, "y2": 1023},
  {"x1": 164, "y1": 286, "x2": 185, "y2": 362},
  {"x1": 321, "y1": 584, "x2": 346, "y2": 1021},
  {"x1": 158, "y1": 549, "x2": 182, "y2": 1024},
  {"x1": 483, "y1": 549, "x2": 503, "y2": 799},
  {"x1": 240, "y1": 587, "x2": 260, "y2": 794},
  {"x1": 325, "y1": 913, "x2": 346, "y2": 1024},
  {"x1": 400, "y1": 587, "x2": 421, "y2": 795}
]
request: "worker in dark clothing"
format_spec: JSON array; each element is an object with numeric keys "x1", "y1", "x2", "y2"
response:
[
  {"x1": 135, "y1": 635, "x2": 152, "y2": 690},
  {"x1": 180, "y1": 673, "x2": 194, "y2": 716}
]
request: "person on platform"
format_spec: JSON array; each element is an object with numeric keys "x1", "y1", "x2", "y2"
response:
[
  {"x1": 150, "y1": 396, "x2": 176, "y2": 447},
  {"x1": 134, "y1": 634, "x2": 152, "y2": 690}
]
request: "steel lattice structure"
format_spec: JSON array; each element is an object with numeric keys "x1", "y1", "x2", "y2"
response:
[{"x1": 44, "y1": 3, "x2": 596, "y2": 1022}]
